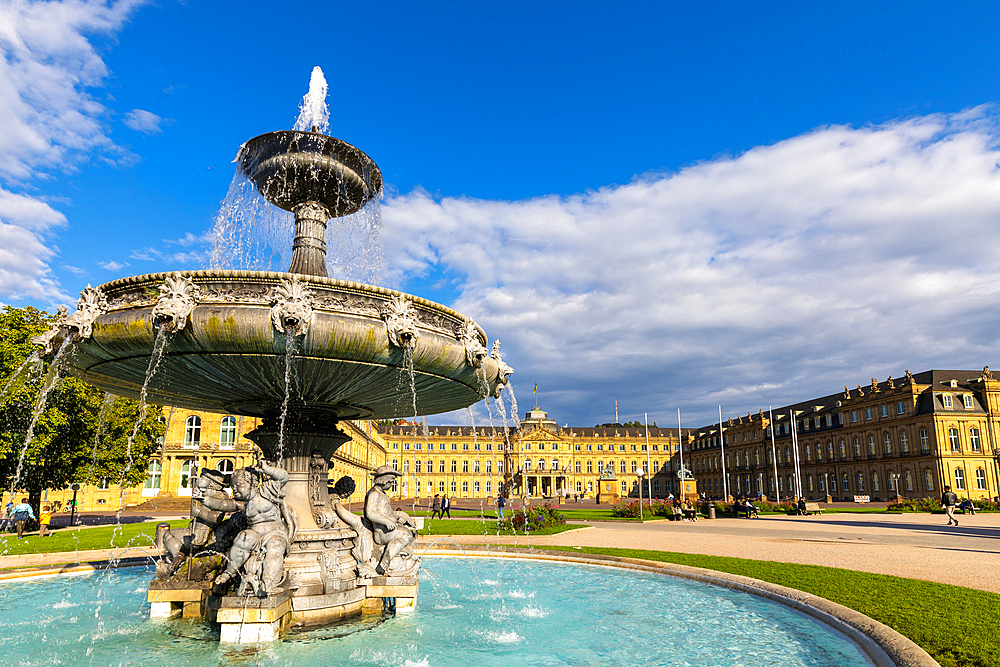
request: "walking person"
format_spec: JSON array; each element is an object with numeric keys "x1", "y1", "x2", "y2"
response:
[
  {"x1": 38, "y1": 505, "x2": 52, "y2": 537},
  {"x1": 497, "y1": 495, "x2": 506, "y2": 520},
  {"x1": 441, "y1": 494, "x2": 451, "y2": 518},
  {"x1": 1, "y1": 499, "x2": 12, "y2": 532},
  {"x1": 12, "y1": 498, "x2": 34, "y2": 539},
  {"x1": 430, "y1": 494, "x2": 442, "y2": 519},
  {"x1": 942, "y1": 485, "x2": 959, "y2": 526}
]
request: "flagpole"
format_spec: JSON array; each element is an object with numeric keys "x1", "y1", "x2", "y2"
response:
[
  {"x1": 719, "y1": 405, "x2": 728, "y2": 500},
  {"x1": 768, "y1": 407, "x2": 779, "y2": 502},
  {"x1": 677, "y1": 408, "x2": 684, "y2": 500},
  {"x1": 790, "y1": 409, "x2": 802, "y2": 499},
  {"x1": 615, "y1": 400, "x2": 619, "y2": 425},
  {"x1": 644, "y1": 413, "x2": 652, "y2": 506}
]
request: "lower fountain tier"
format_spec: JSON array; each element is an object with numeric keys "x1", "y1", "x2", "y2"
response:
[{"x1": 58, "y1": 270, "x2": 502, "y2": 419}]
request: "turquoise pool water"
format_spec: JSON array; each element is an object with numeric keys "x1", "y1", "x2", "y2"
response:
[{"x1": 0, "y1": 557, "x2": 871, "y2": 666}]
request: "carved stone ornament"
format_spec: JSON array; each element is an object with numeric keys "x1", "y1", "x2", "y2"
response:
[
  {"x1": 308, "y1": 451, "x2": 337, "y2": 529},
  {"x1": 983, "y1": 366, "x2": 993, "y2": 381},
  {"x1": 856, "y1": 384, "x2": 865, "y2": 397},
  {"x1": 887, "y1": 375, "x2": 895, "y2": 389},
  {"x1": 490, "y1": 340, "x2": 514, "y2": 397},
  {"x1": 152, "y1": 274, "x2": 201, "y2": 333},
  {"x1": 458, "y1": 319, "x2": 488, "y2": 368},
  {"x1": 270, "y1": 278, "x2": 314, "y2": 336},
  {"x1": 30, "y1": 305, "x2": 69, "y2": 355},
  {"x1": 380, "y1": 294, "x2": 420, "y2": 349},
  {"x1": 843, "y1": 386, "x2": 851, "y2": 399},
  {"x1": 904, "y1": 369, "x2": 914, "y2": 384},
  {"x1": 870, "y1": 377, "x2": 880, "y2": 393}
]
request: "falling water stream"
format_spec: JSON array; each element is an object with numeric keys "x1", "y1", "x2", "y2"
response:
[
  {"x1": 7, "y1": 337, "x2": 74, "y2": 498},
  {"x1": 0, "y1": 351, "x2": 44, "y2": 403},
  {"x1": 277, "y1": 334, "x2": 301, "y2": 464}
]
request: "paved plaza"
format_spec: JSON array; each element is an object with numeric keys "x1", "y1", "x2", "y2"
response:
[{"x1": 417, "y1": 512, "x2": 1000, "y2": 594}]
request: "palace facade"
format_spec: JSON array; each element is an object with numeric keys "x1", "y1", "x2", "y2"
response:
[{"x1": 690, "y1": 369, "x2": 1000, "y2": 501}]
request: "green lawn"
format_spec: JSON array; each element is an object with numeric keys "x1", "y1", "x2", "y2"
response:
[
  {"x1": 512, "y1": 545, "x2": 997, "y2": 667},
  {"x1": 0, "y1": 520, "x2": 187, "y2": 558},
  {"x1": 418, "y1": 518, "x2": 582, "y2": 537}
]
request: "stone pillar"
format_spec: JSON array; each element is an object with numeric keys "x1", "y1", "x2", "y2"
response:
[{"x1": 288, "y1": 201, "x2": 330, "y2": 277}]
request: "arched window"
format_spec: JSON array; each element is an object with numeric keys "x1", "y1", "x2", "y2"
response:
[
  {"x1": 842, "y1": 473, "x2": 850, "y2": 492},
  {"x1": 883, "y1": 433, "x2": 892, "y2": 455},
  {"x1": 827, "y1": 442, "x2": 834, "y2": 460},
  {"x1": 899, "y1": 431, "x2": 909, "y2": 454},
  {"x1": 392, "y1": 458, "x2": 398, "y2": 471},
  {"x1": 853, "y1": 439, "x2": 860, "y2": 458},
  {"x1": 631, "y1": 460, "x2": 638, "y2": 473},
  {"x1": 586, "y1": 460, "x2": 593, "y2": 473},
  {"x1": 485, "y1": 460, "x2": 492, "y2": 474},
  {"x1": 537, "y1": 459, "x2": 544, "y2": 471},
  {"x1": 402, "y1": 460, "x2": 410, "y2": 473},
  {"x1": 414, "y1": 460, "x2": 422, "y2": 473},
  {"x1": 463, "y1": 460, "x2": 470, "y2": 473},
  {"x1": 948, "y1": 428, "x2": 960, "y2": 452},
  {"x1": 871, "y1": 471, "x2": 880, "y2": 491},
  {"x1": 180, "y1": 460, "x2": 194, "y2": 490},
  {"x1": 970, "y1": 428, "x2": 982, "y2": 452},
  {"x1": 904, "y1": 470, "x2": 913, "y2": 491},
  {"x1": 867, "y1": 437, "x2": 875, "y2": 457},
  {"x1": 219, "y1": 416, "x2": 237, "y2": 448},
  {"x1": 856, "y1": 473, "x2": 865, "y2": 492},
  {"x1": 620, "y1": 460, "x2": 627, "y2": 473},
  {"x1": 954, "y1": 468, "x2": 966, "y2": 491},
  {"x1": 919, "y1": 429, "x2": 929, "y2": 452},
  {"x1": 552, "y1": 459, "x2": 558, "y2": 471},
  {"x1": 216, "y1": 458, "x2": 234, "y2": 474},
  {"x1": 574, "y1": 461, "x2": 581, "y2": 473},
  {"x1": 184, "y1": 416, "x2": 201, "y2": 446},
  {"x1": 839, "y1": 441, "x2": 846, "y2": 460},
  {"x1": 474, "y1": 460, "x2": 481, "y2": 473},
  {"x1": 144, "y1": 459, "x2": 162, "y2": 490},
  {"x1": 924, "y1": 469, "x2": 934, "y2": 491}
]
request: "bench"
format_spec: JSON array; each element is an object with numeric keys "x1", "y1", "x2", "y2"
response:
[{"x1": 802, "y1": 502, "x2": 824, "y2": 515}]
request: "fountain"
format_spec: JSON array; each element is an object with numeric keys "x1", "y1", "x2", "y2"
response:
[{"x1": 30, "y1": 70, "x2": 512, "y2": 642}]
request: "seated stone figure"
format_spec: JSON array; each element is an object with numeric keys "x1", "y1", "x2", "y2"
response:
[
  {"x1": 213, "y1": 459, "x2": 297, "y2": 597},
  {"x1": 334, "y1": 465, "x2": 418, "y2": 577},
  {"x1": 157, "y1": 469, "x2": 240, "y2": 579}
]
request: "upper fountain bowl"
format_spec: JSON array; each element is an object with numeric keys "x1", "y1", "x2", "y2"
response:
[{"x1": 238, "y1": 131, "x2": 382, "y2": 217}]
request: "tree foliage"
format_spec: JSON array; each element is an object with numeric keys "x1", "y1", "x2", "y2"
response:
[{"x1": 0, "y1": 306, "x2": 164, "y2": 510}]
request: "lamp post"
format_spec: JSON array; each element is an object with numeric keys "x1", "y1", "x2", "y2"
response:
[
  {"x1": 637, "y1": 468, "x2": 645, "y2": 520},
  {"x1": 68, "y1": 483, "x2": 80, "y2": 527},
  {"x1": 890, "y1": 471, "x2": 901, "y2": 502}
]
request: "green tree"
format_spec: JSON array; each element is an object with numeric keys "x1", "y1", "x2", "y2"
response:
[{"x1": 0, "y1": 306, "x2": 164, "y2": 513}]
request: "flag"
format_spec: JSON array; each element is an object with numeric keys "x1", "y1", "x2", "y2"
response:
[{"x1": 533, "y1": 383, "x2": 537, "y2": 394}]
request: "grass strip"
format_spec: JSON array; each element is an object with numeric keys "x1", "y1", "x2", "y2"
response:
[
  {"x1": 418, "y1": 518, "x2": 582, "y2": 537},
  {"x1": 508, "y1": 545, "x2": 996, "y2": 667},
  {"x1": 0, "y1": 520, "x2": 187, "y2": 558}
]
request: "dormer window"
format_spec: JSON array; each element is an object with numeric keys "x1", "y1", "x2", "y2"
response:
[
  {"x1": 949, "y1": 380, "x2": 958, "y2": 388},
  {"x1": 942, "y1": 394, "x2": 953, "y2": 409},
  {"x1": 963, "y1": 395, "x2": 974, "y2": 409}
]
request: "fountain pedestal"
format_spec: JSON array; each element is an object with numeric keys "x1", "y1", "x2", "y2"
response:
[{"x1": 209, "y1": 589, "x2": 294, "y2": 643}]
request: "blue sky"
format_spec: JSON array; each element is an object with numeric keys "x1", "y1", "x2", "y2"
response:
[{"x1": 4, "y1": 1, "x2": 1000, "y2": 427}]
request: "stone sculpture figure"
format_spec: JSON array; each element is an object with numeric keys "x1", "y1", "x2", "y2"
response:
[
  {"x1": 156, "y1": 469, "x2": 241, "y2": 579},
  {"x1": 214, "y1": 458, "x2": 297, "y2": 597},
  {"x1": 334, "y1": 466, "x2": 418, "y2": 577}
]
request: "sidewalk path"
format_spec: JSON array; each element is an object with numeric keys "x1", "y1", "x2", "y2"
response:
[{"x1": 416, "y1": 512, "x2": 1000, "y2": 594}]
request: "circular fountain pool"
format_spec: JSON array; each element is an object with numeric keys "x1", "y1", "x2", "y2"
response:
[{"x1": 0, "y1": 557, "x2": 871, "y2": 666}]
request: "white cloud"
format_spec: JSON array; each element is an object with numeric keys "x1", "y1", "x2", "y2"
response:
[
  {"x1": 383, "y1": 108, "x2": 1000, "y2": 426},
  {"x1": 123, "y1": 108, "x2": 165, "y2": 134},
  {"x1": 61, "y1": 264, "x2": 85, "y2": 275},
  {"x1": 0, "y1": 0, "x2": 142, "y2": 305},
  {"x1": 98, "y1": 259, "x2": 127, "y2": 271}
]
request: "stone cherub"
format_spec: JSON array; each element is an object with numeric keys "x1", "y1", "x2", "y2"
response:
[
  {"x1": 156, "y1": 468, "x2": 241, "y2": 579},
  {"x1": 334, "y1": 465, "x2": 418, "y2": 577},
  {"x1": 213, "y1": 456, "x2": 297, "y2": 597}
]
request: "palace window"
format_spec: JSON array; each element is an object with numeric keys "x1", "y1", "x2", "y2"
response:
[
  {"x1": 538, "y1": 459, "x2": 545, "y2": 471},
  {"x1": 853, "y1": 439, "x2": 861, "y2": 458},
  {"x1": 474, "y1": 442, "x2": 480, "y2": 451},
  {"x1": 184, "y1": 415, "x2": 201, "y2": 446},
  {"x1": 430, "y1": 459, "x2": 436, "y2": 472},
  {"x1": 474, "y1": 481, "x2": 480, "y2": 493},
  {"x1": 896, "y1": 401, "x2": 906, "y2": 415},
  {"x1": 807, "y1": 476, "x2": 814, "y2": 492},
  {"x1": 403, "y1": 460, "x2": 410, "y2": 473},
  {"x1": 924, "y1": 469, "x2": 934, "y2": 491},
  {"x1": 826, "y1": 414, "x2": 833, "y2": 427},
  {"x1": 179, "y1": 460, "x2": 193, "y2": 490},
  {"x1": 851, "y1": 411, "x2": 858, "y2": 423},
  {"x1": 538, "y1": 444, "x2": 545, "y2": 451},
  {"x1": 880, "y1": 405, "x2": 888, "y2": 418},
  {"x1": 827, "y1": 442, "x2": 834, "y2": 459},
  {"x1": 905, "y1": 470, "x2": 913, "y2": 491},
  {"x1": 839, "y1": 441, "x2": 846, "y2": 460},
  {"x1": 865, "y1": 408, "x2": 873, "y2": 420},
  {"x1": 485, "y1": 481, "x2": 491, "y2": 494},
  {"x1": 883, "y1": 433, "x2": 892, "y2": 456},
  {"x1": 144, "y1": 460, "x2": 162, "y2": 490},
  {"x1": 462, "y1": 460, "x2": 469, "y2": 473},
  {"x1": 575, "y1": 461, "x2": 581, "y2": 473},
  {"x1": 948, "y1": 428, "x2": 960, "y2": 452},
  {"x1": 415, "y1": 461, "x2": 422, "y2": 473},
  {"x1": 900, "y1": 431, "x2": 909, "y2": 454},
  {"x1": 403, "y1": 442, "x2": 410, "y2": 450},
  {"x1": 620, "y1": 460, "x2": 627, "y2": 473},
  {"x1": 392, "y1": 459, "x2": 398, "y2": 471},
  {"x1": 462, "y1": 481, "x2": 468, "y2": 494},
  {"x1": 485, "y1": 460, "x2": 492, "y2": 474},
  {"x1": 976, "y1": 468, "x2": 986, "y2": 491},
  {"x1": 871, "y1": 472, "x2": 880, "y2": 491},
  {"x1": 942, "y1": 394, "x2": 953, "y2": 409},
  {"x1": 552, "y1": 459, "x2": 559, "y2": 470},
  {"x1": 830, "y1": 475, "x2": 837, "y2": 492},
  {"x1": 867, "y1": 437, "x2": 875, "y2": 457},
  {"x1": 439, "y1": 481, "x2": 445, "y2": 493},
  {"x1": 970, "y1": 428, "x2": 982, "y2": 452},
  {"x1": 856, "y1": 473, "x2": 865, "y2": 492},
  {"x1": 219, "y1": 416, "x2": 237, "y2": 448},
  {"x1": 463, "y1": 443, "x2": 469, "y2": 451},
  {"x1": 954, "y1": 468, "x2": 966, "y2": 491},
  {"x1": 587, "y1": 461, "x2": 593, "y2": 473},
  {"x1": 919, "y1": 429, "x2": 929, "y2": 453},
  {"x1": 587, "y1": 444, "x2": 593, "y2": 452},
  {"x1": 631, "y1": 444, "x2": 637, "y2": 451},
  {"x1": 818, "y1": 475, "x2": 825, "y2": 492},
  {"x1": 842, "y1": 473, "x2": 850, "y2": 492},
  {"x1": 576, "y1": 481, "x2": 582, "y2": 492},
  {"x1": 964, "y1": 394, "x2": 974, "y2": 409},
  {"x1": 474, "y1": 460, "x2": 480, "y2": 473},
  {"x1": 451, "y1": 480, "x2": 457, "y2": 493},
  {"x1": 450, "y1": 461, "x2": 457, "y2": 473},
  {"x1": 451, "y1": 443, "x2": 457, "y2": 450}
]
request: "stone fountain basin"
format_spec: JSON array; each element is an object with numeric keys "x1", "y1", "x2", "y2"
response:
[{"x1": 62, "y1": 270, "x2": 500, "y2": 419}]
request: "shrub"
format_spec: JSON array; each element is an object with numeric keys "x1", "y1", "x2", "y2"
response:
[{"x1": 500, "y1": 503, "x2": 567, "y2": 531}]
